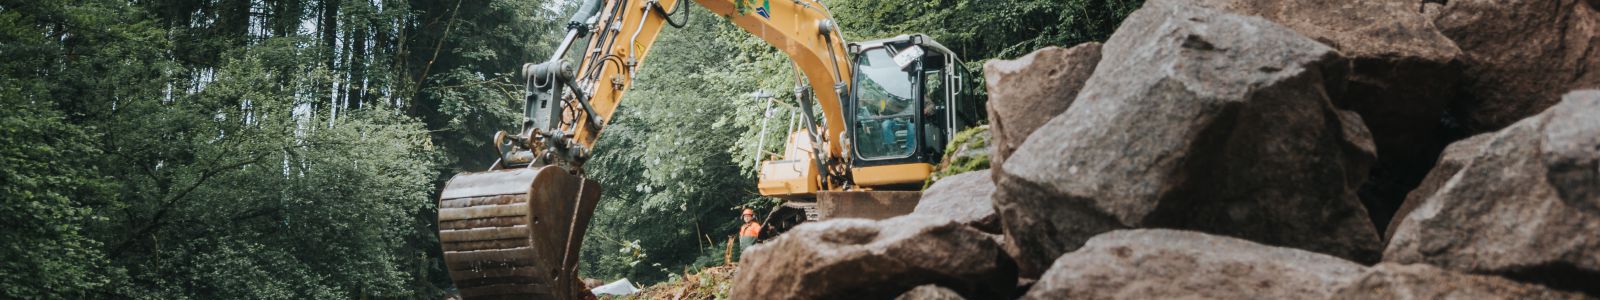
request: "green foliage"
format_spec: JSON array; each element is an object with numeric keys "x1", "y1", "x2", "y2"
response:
[
  {"x1": 0, "y1": 85, "x2": 113, "y2": 299},
  {"x1": 927, "y1": 125, "x2": 992, "y2": 186},
  {"x1": 580, "y1": 7, "x2": 789, "y2": 284},
  {"x1": 1, "y1": 0, "x2": 461, "y2": 298},
  {"x1": 826, "y1": 0, "x2": 1143, "y2": 61},
  {"x1": 407, "y1": 0, "x2": 568, "y2": 171},
  {"x1": 0, "y1": 3, "x2": 134, "y2": 298}
]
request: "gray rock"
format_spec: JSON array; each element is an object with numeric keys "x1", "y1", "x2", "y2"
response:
[
  {"x1": 1332, "y1": 263, "x2": 1595, "y2": 300},
  {"x1": 1191, "y1": 0, "x2": 1467, "y2": 236},
  {"x1": 894, "y1": 285, "x2": 966, "y2": 300},
  {"x1": 1386, "y1": 90, "x2": 1600, "y2": 296},
  {"x1": 1430, "y1": 0, "x2": 1600, "y2": 131},
  {"x1": 913, "y1": 171, "x2": 999, "y2": 234},
  {"x1": 983, "y1": 43, "x2": 1101, "y2": 179},
  {"x1": 731, "y1": 216, "x2": 1016, "y2": 300},
  {"x1": 1385, "y1": 133, "x2": 1492, "y2": 243},
  {"x1": 1023, "y1": 229, "x2": 1367, "y2": 299},
  {"x1": 993, "y1": 0, "x2": 1379, "y2": 277},
  {"x1": 1023, "y1": 230, "x2": 1595, "y2": 299}
]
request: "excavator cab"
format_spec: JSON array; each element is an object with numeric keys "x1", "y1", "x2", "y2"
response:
[
  {"x1": 758, "y1": 34, "x2": 985, "y2": 233},
  {"x1": 846, "y1": 34, "x2": 983, "y2": 189}
]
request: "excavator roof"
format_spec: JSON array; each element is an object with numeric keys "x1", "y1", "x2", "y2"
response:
[{"x1": 850, "y1": 34, "x2": 957, "y2": 58}]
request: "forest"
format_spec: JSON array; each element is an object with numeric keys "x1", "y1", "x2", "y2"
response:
[{"x1": 0, "y1": 0, "x2": 1139, "y2": 298}]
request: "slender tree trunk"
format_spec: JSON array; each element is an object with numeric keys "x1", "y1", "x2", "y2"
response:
[
  {"x1": 318, "y1": 0, "x2": 340, "y2": 114},
  {"x1": 351, "y1": 25, "x2": 368, "y2": 110}
]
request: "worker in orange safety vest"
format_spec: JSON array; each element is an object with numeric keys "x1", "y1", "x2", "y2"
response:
[{"x1": 738, "y1": 208, "x2": 762, "y2": 257}]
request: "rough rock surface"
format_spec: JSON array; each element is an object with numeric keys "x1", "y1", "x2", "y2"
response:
[
  {"x1": 1384, "y1": 133, "x2": 1492, "y2": 243},
  {"x1": 894, "y1": 285, "x2": 966, "y2": 300},
  {"x1": 1022, "y1": 230, "x2": 1593, "y2": 299},
  {"x1": 1430, "y1": 0, "x2": 1600, "y2": 131},
  {"x1": 1332, "y1": 263, "x2": 1595, "y2": 300},
  {"x1": 913, "y1": 171, "x2": 999, "y2": 233},
  {"x1": 731, "y1": 216, "x2": 1015, "y2": 300},
  {"x1": 1192, "y1": 0, "x2": 1467, "y2": 236},
  {"x1": 1022, "y1": 230, "x2": 1368, "y2": 299},
  {"x1": 983, "y1": 43, "x2": 1101, "y2": 178},
  {"x1": 992, "y1": 0, "x2": 1380, "y2": 276},
  {"x1": 1386, "y1": 90, "x2": 1600, "y2": 295}
]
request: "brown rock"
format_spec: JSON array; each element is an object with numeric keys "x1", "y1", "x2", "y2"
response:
[
  {"x1": 1384, "y1": 133, "x2": 1493, "y2": 243},
  {"x1": 1023, "y1": 229, "x2": 1368, "y2": 299},
  {"x1": 1431, "y1": 0, "x2": 1600, "y2": 131},
  {"x1": 993, "y1": 0, "x2": 1379, "y2": 277},
  {"x1": 983, "y1": 43, "x2": 1101, "y2": 179},
  {"x1": 731, "y1": 216, "x2": 1016, "y2": 300},
  {"x1": 1385, "y1": 90, "x2": 1600, "y2": 295},
  {"x1": 1192, "y1": 0, "x2": 1467, "y2": 236},
  {"x1": 894, "y1": 285, "x2": 966, "y2": 300},
  {"x1": 913, "y1": 171, "x2": 999, "y2": 233},
  {"x1": 1333, "y1": 263, "x2": 1596, "y2": 300},
  {"x1": 1023, "y1": 230, "x2": 1595, "y2": 300}
]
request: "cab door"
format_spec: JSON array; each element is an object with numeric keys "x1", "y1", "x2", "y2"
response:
[{"x1": 847, "y1": 44, "x2": 938, "y2": 188}]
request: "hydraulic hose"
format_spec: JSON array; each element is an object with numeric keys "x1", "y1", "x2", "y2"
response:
[
  {"x1": 660, "y1": 0, "x2": 690, "y2": 29},
  {"x1": 568, "y1": 0, "x2": 606, "y2": 36}
]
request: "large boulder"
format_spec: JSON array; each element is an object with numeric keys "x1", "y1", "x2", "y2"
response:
[
  {"x1": 1385, "y1": 90, "x2": 1600, "y2": 295},
  {"x1": 1332, "y1": 263, "x2": 1595, "y2": 300},
  {"x1": 731, "y1": 216, "x2": 1015, "y2": 300},
  {"x1": 1191, "y1": 0, "x2": 1466, "y2": 236},
  {"x1": 992, "y1": 0, "x2": 1380, "y2": 276},
  {"x1": 1023, "y1": 230, "x2": 1593, "y2": 300},
  {"x1": 983, "y1": 43, "x2": 1101, "y2": 178},
  {"x1": 913, "y1": 171, "x2": 999, "y2": 233},
  {"x1": 1023, "y1": 229, "x2": 1368, "y2": 299},
  {"x1": 1430, "y1": 0, "x2": 1600, "y2": 131},
  {"x1": 1384, "y1": 133, "x2": 1493, "y2": 243}
]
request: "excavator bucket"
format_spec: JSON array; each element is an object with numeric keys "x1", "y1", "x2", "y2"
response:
[{"x1": 438, "y1": 166, "x2": 601, "y2": 300}]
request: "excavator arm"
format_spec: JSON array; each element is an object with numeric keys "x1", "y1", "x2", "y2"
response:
[
  {"x1": 438, "y1": 1, "x2": 857, "y2": 299},
  {"x1": 511, "y1": 0, "x2": 853, "y2": 177}
]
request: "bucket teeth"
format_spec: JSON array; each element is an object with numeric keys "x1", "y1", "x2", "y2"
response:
[{"x1": 437, "y1": 166, "x2": 601, "y2": 300}]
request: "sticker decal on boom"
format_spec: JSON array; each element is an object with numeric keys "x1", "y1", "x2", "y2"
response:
[{"x1": 755, "y1": 0, "x2": 771, "y2": 19}]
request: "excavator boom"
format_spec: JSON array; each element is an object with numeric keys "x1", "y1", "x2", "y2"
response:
[{"x1": 564, "y1": 0, "x2": 853, "y2": 159}]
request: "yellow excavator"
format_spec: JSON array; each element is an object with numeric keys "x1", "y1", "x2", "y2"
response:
[{"x1": 435, "y1": 0, "x2": 984, "y2": 298}]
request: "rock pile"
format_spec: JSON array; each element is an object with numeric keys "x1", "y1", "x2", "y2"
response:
[
  {"x1": 994, "y1": 0, "x2": 1381, "y2": 276},
  {"x1": 732, "y1": 0, "x2": 1600, "y2": 298}
]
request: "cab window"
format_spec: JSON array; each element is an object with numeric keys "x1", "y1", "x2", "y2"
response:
[{"x1": 853, "y1": 47, "x2": 917, "y2": 160}]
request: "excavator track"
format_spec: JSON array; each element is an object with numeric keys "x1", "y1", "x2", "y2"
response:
[{"x1": 438, "y1": 166, "x2": 601, "y2": 300}]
